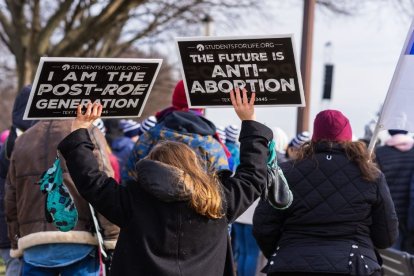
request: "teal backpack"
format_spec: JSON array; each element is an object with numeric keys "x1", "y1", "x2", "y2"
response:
[{"x1": 37, "y1": 155, "x2": 78, "y2": 232}]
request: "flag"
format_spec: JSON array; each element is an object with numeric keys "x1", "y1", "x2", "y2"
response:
[{"x1": 378, "y1": 19, "x2": 414, "y2": 131}]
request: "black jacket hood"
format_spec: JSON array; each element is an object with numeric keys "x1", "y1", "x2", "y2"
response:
[
  {"x1": 135, "y1": 159, "x2": 190, "y2": 202},
  {"x1": 12, "y1": 85, "x2": 37, "y2": 130},
  {"x1": 164, "y1": 111, "x2": 216, "y2": 136}
]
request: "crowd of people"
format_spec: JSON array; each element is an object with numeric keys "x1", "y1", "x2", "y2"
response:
[{"x1": 0, "y1": 80, "x2": 407, "y2": 275}]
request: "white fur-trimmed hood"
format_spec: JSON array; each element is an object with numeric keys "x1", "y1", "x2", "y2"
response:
[{"x1": 10, "y1": 230, "x2": 116, "y2": 258}]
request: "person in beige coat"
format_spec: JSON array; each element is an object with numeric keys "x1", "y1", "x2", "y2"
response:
[{"x1": 5, "y1": 120, "x2": 119, "y2": 275}]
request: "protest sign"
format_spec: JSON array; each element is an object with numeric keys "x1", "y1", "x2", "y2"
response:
[
  {"x1": 176, "y1": 35, "x2": 304, "y2": 107},
  {"x1": 367, "y1": 19, "x2": 414, "y2": 153},
  {"x1": 23, "y1": 57, "x2": 162, "y2": 119},
  {"x1": 376, "y1": 19, "x2": 414, "y2": 132}
]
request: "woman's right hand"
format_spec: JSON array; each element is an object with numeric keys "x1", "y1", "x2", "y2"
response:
[
  {"x1": 72, "y1": 103, "x2": 102, "y2": 132},
  {"x1": 230, "y1": 88, "x2": 256, "y2": 121}
]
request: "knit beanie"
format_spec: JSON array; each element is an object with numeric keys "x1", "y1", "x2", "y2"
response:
[
  {"x1": 120, "y1": 119, "x2": 141, "y2": 138},
  {"x1": 13, "y1": 85, "x2": 38, "y2": 131},
  {"x1": 225, "y1": 125, "x2": 240, "y2": 143},
  {"x1": 388, "y1": 129, "x2": 408, "y2": 136},
  {"x1": 272, "y1": 127, "x2": 289, "y2": 153},
  {"x1": 140, "y1": 116, "x2": 157, "y2": 134},
  {"x1": 172, "y1": 80, "x2": 188, "y2": 109},
  {"x1": 289, "y1": 131, "x2": 310, "y2": 149},
  {"x1": 216, "y1": 126, "x2": 226, "y2": 144},
  {"x1": 93, "y1": 119, "x2": 106, "y2": 136},
  {"x1": 0, "y1": 129, "x2": 10, "y2": 146},
  {"x1": 312, "y1": 110, "x2": 352, "y2": 142}
]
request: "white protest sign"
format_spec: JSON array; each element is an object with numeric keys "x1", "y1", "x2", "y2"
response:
[
  {"x1": 176, "y1": 35, "x2": 305, "y2": 108},
  {"x1": 23, "y1": 57, "x2": 162, "y2": 119},
  {"x1": 377, "y1": 19, "x2": 414, "y2": 131}
]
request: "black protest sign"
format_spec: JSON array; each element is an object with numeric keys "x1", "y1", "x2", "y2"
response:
[
  {"x1": 176, "y1": 35, "x2": 305, "y2": 107},
  {"x1": 23, "y1": 57, "x2": 162, "y2": 119}
]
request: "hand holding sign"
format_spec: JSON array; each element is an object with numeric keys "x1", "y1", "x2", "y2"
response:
[
  {"x1": 176, "y1": 35, "x2": 305, "y2": 107},
  {"x1": 72, "y1": 103, "x2": 103, "y2": 131},
  {"x1": 24, "y1": 57, "x2": 162, "y2": 119},
  {"x1": 230, "y1": 88, "x2": 256, "y2": 121}
]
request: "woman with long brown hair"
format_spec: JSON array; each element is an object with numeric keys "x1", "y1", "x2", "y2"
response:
[
  {"x1": 57, "y1": 88, "x2": 273, "y2": 275},
  {"x1": 253, "y1": 109, "x2": 398, "y2": 276}
]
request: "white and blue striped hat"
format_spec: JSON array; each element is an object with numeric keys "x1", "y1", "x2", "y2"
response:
[
  {"x1": 216, "y1": 126, "x2": 226, "y2": 144},
  {"x1": 225, "y1": 125, "x2": 240, "y2": 143},
  {"x1": 120, "y1": 119, "x2": 141, "y2": 138},
  {"x1": 93, "y1": 119, "x2": 106, "y2": 136},
  {"x1": 289, "y1": 131, "x2": 311, "y2": 149},
  {"x1": 140, "y1": 116, "x2": 157, "y2": 133}
]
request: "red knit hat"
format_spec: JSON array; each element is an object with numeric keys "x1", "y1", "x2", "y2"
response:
[
  {"x1": 172, "y1": 80, "x2": 188, "y2": 109},
  {"x1": 312, "y1": 110, "x2": 352, "y2": 142}
]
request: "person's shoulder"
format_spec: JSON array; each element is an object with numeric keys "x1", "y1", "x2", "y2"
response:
[
  {"x1": 112, "y1": 136, "x2": 134, "y2": 148},
  {"x1": 164, "y1": 111, "x2": 216, "y2": 136},
  {"x1": 375, "y1": 144, "x2": 404, "y2": 157},
  {"x1": 279, "y1": 160, "x2": 295, "y2": 171},
  {"x1": 375, "y1": 144, "x2": 390, "y2": 152},
  {"x1": 12, "y1": 122, "x2": 43, "y2": 148}
]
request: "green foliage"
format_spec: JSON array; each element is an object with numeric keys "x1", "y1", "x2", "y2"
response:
[{"x1": 0, "y1": 257, "x2": 5, "y2": 276}]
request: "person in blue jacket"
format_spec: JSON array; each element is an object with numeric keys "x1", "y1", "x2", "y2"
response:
[{"x1": 122, "y1": 80, "x2": 229, "y2": 182}]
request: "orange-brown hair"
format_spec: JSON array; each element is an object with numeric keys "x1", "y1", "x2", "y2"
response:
[
  {"x1": 297, "y1": 140, "x2": 379, "y2": 182},
  {"x1": 147, "y1": 141, "x2": 224, "y2": 219}
]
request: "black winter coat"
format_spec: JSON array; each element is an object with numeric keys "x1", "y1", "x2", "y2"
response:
[
  {"x1": 58, "y1": 120, "x2": 272, "y2": 276},
  {"x1": 375, "y1": 144, "x2": 414, "y2": 252},
  {"x1": 253, "y1": 143, "x2": 398, "y2": 276}
]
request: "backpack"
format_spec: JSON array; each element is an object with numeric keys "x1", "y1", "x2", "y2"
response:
[
  {"x1": 37, "y1": 156, "x2": 78, "y2": 232},
  {"x1": 262, "y1": 140, "x2": 293, "y2": 209}
]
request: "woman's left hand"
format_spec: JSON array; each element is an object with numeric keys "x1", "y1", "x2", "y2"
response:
[
  {"x1": 72, "y1": 103, "x2": 102, "y2": 131},
  {"x1": 230, "y1": 87, "x2": 256, "y2": 121}
]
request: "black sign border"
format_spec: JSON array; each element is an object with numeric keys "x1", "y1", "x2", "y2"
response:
[
  {"x1": 23, "y1": 57, "x2": 163, "y2": 120},
  {"x1": 176, "y1": 34, "x2": 305, "y2": 108}
]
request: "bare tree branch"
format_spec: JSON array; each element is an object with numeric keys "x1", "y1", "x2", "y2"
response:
[
  {"x1": 0, "y1": 0, "x2": 412, "y2": 94},
  {"x1": 316, "y1": 0, "x2": 363, "y2": 15},
  {"x1": 51, "y1": 0, "x2": 145, "y2": 56},
  {"x1": 0, "y1": 10, "x2": 12, "y2": 42},
  {"x1": 37, "y1": 0, "x2": 73, "y2": 54},
  {"x1": 0, "y1": 30, "x2": 10, "y2": 50}
]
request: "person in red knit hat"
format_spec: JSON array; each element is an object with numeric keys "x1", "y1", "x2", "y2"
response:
[
  {"x1": 172, "y1": 80, "x2": 190, "y2": 109},
  {"x1": 157, "y1": 79, "x2": 204, "y2": 117},
  {"x1": 253, "y1": 109, "x2": 398, "y2": 276},
  {"x1": 312, "y1": 109, "x2": 352, "y2": 142}
]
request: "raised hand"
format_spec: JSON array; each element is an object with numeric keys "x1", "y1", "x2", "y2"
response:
[
  {"x1": 230, "y1": 88, "x2": 256, "y2": 121},
  {"x1": 72, "y1": 103, "x2": 103, "y2": 131}
]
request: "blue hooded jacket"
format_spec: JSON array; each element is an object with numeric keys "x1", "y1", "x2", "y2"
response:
[
  {"x1": 0, "y1": 85, "x2": 37, "y2": 248},
  {"x1": 123, "y1": 111, "x2": 228, "y2": 181}
]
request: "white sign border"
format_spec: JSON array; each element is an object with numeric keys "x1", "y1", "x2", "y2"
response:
[
  {"x1": 23, "y1": 57, "x2": 163, "y2": 120},
  {"x1": 175, "y1": 34, "x2": 305, "y2": 108}
]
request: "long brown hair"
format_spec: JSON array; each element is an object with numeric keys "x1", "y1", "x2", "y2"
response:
[
  {"x1": 147, "y1": 141, "x2": 224, "y2": 219},
  {"x1": 297, "y1": 140, "x2": 379, "y2": 182}
]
